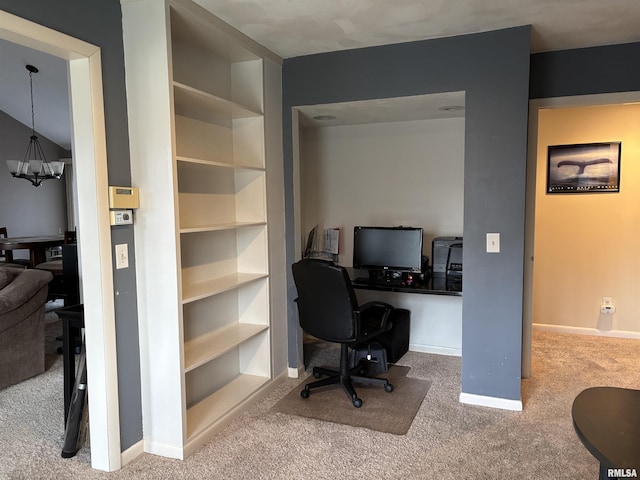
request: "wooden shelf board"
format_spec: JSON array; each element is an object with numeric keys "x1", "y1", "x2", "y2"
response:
[
  {"x1": 184, "y1": 323, "x2": 268, "y2": 373},
  {"x1": 186, "y1": 373, "x2": 269, "y2": 439},
  {"x1": 176, "y1": 155, "x2": 264, "y2": 171},
  {"x1": 174, "y1": 81, "x2": 262, "y2": 118},
  {"x1": 180, "y1": 222, "x2": 266, "y2": 234},
  {"x1": 182, "y1": 273, "x2": 268, "y2": 304}
]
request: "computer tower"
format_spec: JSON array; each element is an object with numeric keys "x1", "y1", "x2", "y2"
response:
[
  {"x1": 374, "y1": 309, "x2": 411, "y2": 363},
  {"x1": 432, "y1": 236, "x2": 463, "y2": 278}
]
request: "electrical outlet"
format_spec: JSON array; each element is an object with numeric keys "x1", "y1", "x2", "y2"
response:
[
  {"x1": 600, "y1": 297, "x2": 615, "y2": 314},
  {"x1": 115, "y1": 243, "x2": 129, "y2": 269}
]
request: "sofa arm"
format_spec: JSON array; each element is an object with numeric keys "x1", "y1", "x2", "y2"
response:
[{"x1": 0, "y1": 268, "x2": 53, "y2": 334}]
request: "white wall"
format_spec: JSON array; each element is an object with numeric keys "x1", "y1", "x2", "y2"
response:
[
  {"x1": 533, "y1": 103, "x2": 640, "y2": 336},
  {"x1": 300, "y1": 116, "x2": 465, "y2": 354}
]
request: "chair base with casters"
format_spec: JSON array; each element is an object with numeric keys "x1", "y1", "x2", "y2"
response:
[{"x1": 301, "y1": 343, "x2": 393, "y2": 408}]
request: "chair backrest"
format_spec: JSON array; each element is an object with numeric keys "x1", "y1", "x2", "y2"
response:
[
  {"x1": 292, "y1": 259, "x2": 359, "y2": 343},
  {"x1": 0, "y1": 227, "x2": 13, "y2": 262}
]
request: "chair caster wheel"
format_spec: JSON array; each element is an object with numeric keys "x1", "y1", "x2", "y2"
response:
[
  {"x1": 352, "y1": 397, "x2": 362, "y2": 408},
  {"x1": 313, "y1": 371, "x2": 322, "y2": 379},
  {"x1": 384, "y1": 383, "x2": 394, "y2": 393},
  {"x1": 301, "y1": 389, "x2": 310, "y2": 399}
]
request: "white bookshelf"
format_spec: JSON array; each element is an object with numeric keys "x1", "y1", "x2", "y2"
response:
[{"x1": 122, "y1": 0, "x2": 278, "y2": 459}]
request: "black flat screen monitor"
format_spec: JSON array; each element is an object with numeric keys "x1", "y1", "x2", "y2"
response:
[{"x1": 353, "y1": 226, "x2": 423, "y2": 273}]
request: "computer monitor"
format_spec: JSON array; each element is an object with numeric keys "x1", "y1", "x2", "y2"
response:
[{"x1": 353, "y1": 226, "x2": 423, "y2": 273}]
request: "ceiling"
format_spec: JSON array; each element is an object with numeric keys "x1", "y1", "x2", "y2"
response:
[
  {"x1": 2, "y1": 0, "x2": 640, "y2": 148},
  {"x1": 194, "y1": 0, "x2": 640, "y2": 57}
]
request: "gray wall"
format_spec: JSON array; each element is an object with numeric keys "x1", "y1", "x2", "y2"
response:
[
  {"x1": 0, "y1": 110, "x2": 67, "y2": 252},
  {"x1": 283, "y1": 26, "x2": 532, "y2": 401},
  {"x1": 0, "y1": 0, "x2": 143, "y2": 450},
  {"x1": 530, "y1": 41, "x2": 640, "y2": 99}
]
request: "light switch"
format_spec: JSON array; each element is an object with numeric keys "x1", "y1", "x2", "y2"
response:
[
  {"x1": 115, "y1": 243, "x2": 129, "y2": 269},
  {"x1": 486, "y1": 233, "x2": 500, "y2": 253}
]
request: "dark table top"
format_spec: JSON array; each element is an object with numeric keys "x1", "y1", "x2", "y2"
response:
[
  {"x1": 349, "y1": 268, "x2": 462, "y2": 296},
  {"x1": 572, "y1": 386, "x2": 640, "y2": 469},
  {"x1": 0, "y1": 235, "x2": 64, "y2": 248}
]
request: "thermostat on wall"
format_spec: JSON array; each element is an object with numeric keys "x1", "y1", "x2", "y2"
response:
[
  {"x1": 110, "y1": 210, "x2": 133, "y2": 226},
  {"x1": 109, "y1": 186, "x2": 139, "y2": 209}
]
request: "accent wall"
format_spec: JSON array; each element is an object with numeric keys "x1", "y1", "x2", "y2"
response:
[{"x1": 283, "y1": 26, "x2": 532, "y2": 405}]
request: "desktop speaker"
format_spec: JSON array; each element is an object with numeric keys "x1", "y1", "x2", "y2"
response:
[{"x1": 432, "y1": 236, "x2": 463, "y2": 278}]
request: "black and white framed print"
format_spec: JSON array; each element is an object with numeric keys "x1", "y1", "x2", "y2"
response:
[{"x1": 547, "y1": 142, "x2": 621, "y2": 194}]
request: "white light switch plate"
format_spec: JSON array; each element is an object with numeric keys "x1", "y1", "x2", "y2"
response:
[
  {"x1": 115, "y1": 243, "x2": 129, "y2": 269},
  {"x1": 487, "y1": 233, "x2": 500, "y2": 253}
]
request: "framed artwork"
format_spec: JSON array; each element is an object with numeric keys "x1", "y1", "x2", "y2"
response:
[{"x1": 547, "y1": 142, "x2": 621, "y2": 193}]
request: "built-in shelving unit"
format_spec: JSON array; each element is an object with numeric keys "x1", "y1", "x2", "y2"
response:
[{"x1": 122, "y1": 0, "x2": 280, "y2": 459}]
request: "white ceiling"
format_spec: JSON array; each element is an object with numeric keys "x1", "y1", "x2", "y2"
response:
[
  {"x1": 2, "y1": 0, "x2": 640, "y2": 148},
  {"x1": 194, "y1": 0, "x2": 640, "y2": 58}
]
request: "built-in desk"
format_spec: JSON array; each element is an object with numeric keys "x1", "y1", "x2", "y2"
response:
[
  {"x1": 348, "y1": 268, "x2": 462, "y2": 355},
  {"x1": 349, "y1": 269, "x2": 462, "y2": 296}
]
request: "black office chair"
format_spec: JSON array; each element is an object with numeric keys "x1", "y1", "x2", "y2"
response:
[{"x1": 292, "y1": 258, "x2": 395, "y2": 408}]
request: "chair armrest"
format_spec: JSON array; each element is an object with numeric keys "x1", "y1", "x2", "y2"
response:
[{"x1": 357, "y1": 301, "x2": 394, "y2": 330}]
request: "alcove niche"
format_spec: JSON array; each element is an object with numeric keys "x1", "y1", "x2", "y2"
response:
[{"x1": 292, "y1": 91, "x2": 466, "y2": 358}]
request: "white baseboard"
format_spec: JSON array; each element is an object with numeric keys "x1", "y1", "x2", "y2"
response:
[
  {"x1": 410, "y1": 343, "x2": 461, "y2": 357},
  {"x1": 121, "y1": 439, "x2": 144, "y2": 466},
  {"x1": 288, "y1": 365, "x2": 305, "y2": 378},
  {"x1": 533, "y1": 323, "x2": 640, "y2": 339},
  {"x1": 459, "y1": 392, "x2": 523, "y2": 411}
]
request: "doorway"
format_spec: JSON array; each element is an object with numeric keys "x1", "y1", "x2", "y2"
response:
[
  {"x1": 522, "y1": 91, "x2": 640, "y2": 379},
  {"x1": 0, "y1": 10, "x2": 120, "y2": 471}
]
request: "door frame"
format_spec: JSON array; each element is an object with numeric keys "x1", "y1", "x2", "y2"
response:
[{"x1": 0, "y1": 10, "x2": 121, "y2": 471}]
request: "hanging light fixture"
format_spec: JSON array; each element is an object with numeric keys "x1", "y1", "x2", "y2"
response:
[{"x1": 6, "y1": 64, "x2": 64, "y2": 187}]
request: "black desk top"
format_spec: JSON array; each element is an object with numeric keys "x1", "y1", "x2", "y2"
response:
[
  {"x1": 349, "y1": 269, "x2": 462, "y2": 296},
  {"x1": 572, "y1": 387, "x2": 640, "y2": 470}
]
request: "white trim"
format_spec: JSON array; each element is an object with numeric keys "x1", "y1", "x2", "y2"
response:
[
  {"x1": 410, "y1": 343, "x2": 461, "y2": 357},
  {"x1": 533, "y1": 323, "x2": 640, "y2": 340},
  {"x1": 459, "y1": 392, "x2": 523, "y2": 411},
  {"x1": 288, "y1": 366, "x2": 305, "y2": 378},
  {"x1": 0, "y1": 10, "x2": 120, "y2": 472},
  {"x1": 121, "y1": 440, "x2": 145, "y2": 467}
]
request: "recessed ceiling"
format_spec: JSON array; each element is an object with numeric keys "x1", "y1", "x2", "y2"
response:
[
  {"x1": 297, "y1": 91, "x2": 465, "y2": 128},
  {"x1": 194, "y1": 0, "x2": 640, "y2": 58}
]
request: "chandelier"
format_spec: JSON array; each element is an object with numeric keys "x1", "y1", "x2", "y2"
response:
[{"x1": 6, "y1": 64, "x2": 64, "y2": 187}]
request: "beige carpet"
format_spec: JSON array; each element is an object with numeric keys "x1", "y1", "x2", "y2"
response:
[
  {"x1": 271, "y1": 365, "x2": 431, "y2": 435},
  {"x1": 3, "y1": 330, "x2": 640, "y2": 479}
]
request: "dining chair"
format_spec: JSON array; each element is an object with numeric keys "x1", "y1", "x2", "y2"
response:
[
  {"x1": 0, "y1": 227, "x2": 12, "y2": 263},
  {"x1": 0, "y1": 227, "x2": 30, "y2": 267}
]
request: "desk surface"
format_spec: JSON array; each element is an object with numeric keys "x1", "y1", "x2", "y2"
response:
[
  {"x1": 572, "y1": 387, "x2": 640, "y2": 470},
  {"x1": 349, "y1": 269, "x2": 462, "y2": 296}
]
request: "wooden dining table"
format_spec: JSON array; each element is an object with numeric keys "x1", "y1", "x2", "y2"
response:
[{"x1": 0, "y1": 234, "x2": 64, "y2": 268}]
